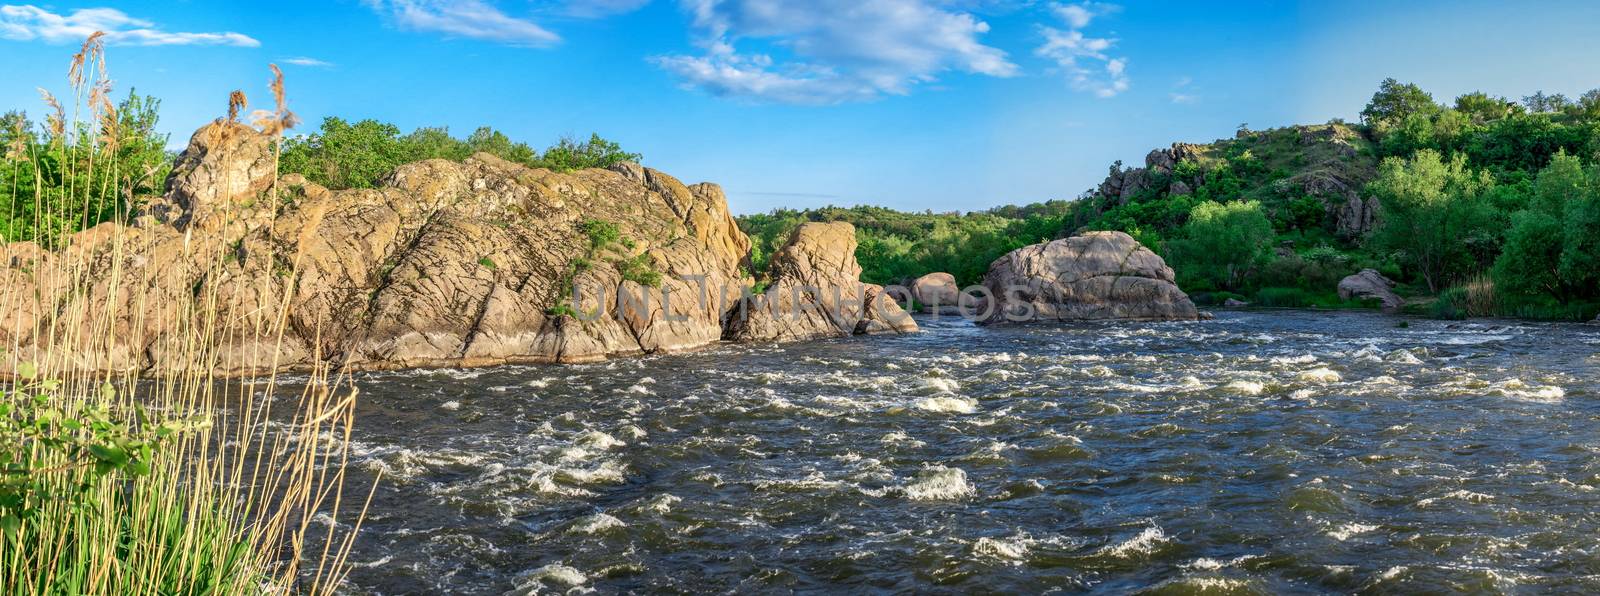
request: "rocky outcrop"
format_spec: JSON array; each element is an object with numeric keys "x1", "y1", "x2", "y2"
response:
[
  {"x1": 1082, "y1": 126, "x2": 1379, "y2": 239},
  {"x1": 723, "y1": 222, "x2": 917, "y2": 342},
  {"x1": 1338, "y1": 269, "x2": 1404, "y2": 311},
  {"x1": 910, "y1": 272, "x2": 963, "y2": 314},
  {"x1": 2, "y1": 121, "x2": 768, "y2": 376},
  {"x1": 976, "y1": 231, "x2": 1201, "y2": 324},
  {"x1": 1224, "y1": 298, "x2": 1250, "y2": 308}
]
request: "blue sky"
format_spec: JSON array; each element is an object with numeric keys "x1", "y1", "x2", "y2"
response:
[{"x1": 5, "y1": 1, "x2": 1600, "y2": 214}]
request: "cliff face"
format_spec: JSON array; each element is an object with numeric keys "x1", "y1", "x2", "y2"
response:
[{"x1": 1, "y1": 122, "x2": 783, "y2": 375}]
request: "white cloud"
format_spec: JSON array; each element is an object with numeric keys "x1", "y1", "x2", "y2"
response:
[
  {"x1": 655, "y1": 0, "x2": 1017, "y2": 105},
  {"x1": 558, "y1": 0, "x2": 653, "y2": 18},
  {"x1": 282, "y1": 56, "x2": 334, "y2": 67},
  {"x1": 1034, "y1": 1, "x2": 1127, "y2": 97},
  {"x1": 366, "y1": 0, "x2": 561, "y2": 46},
  {"x1": 0, "y1": 5, "x2": 259, "y2": 46}
]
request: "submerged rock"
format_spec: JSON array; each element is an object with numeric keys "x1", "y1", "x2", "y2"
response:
[
  {"x1": 975, "y1": 231, "x2": 1201, "y2": 324},
  {"x1": 723, "y1": 222, "x2": 917, "y2": 342},
  {"x1": 2, "y1": 121, "x2": 773, "y2": 375},
  {"x1": 1224, "y1": 298, "x2": 1250, "y2": 308},
  {"x1": 1337, "y1": 269, "x2": 1404, "y2": 311}
]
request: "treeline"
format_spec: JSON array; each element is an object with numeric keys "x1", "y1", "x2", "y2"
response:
[
  {"x1": 1064, "y1": 79, "x2": 1600, "y2": 319},
  {"x1": 0, "y1": 92, "x2": 171, "y2": 246},
  {"x1": 0, "y1": 92, "x2": 640, "y2": 244},
  {"x1": 737, "y1": 202, "x2": 1070, "y2": 286},
  {"x1": 278, "y1": 118, "x2": 640, "y2": 190}
]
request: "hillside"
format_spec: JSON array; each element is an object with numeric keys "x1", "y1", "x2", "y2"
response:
[{"x1": 740, "y1": 80, "x2": 1600, "y2": 321}]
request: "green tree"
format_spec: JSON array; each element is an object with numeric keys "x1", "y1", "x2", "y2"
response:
[
  {"x1": 1454, "y1": 91, "x2": 1513, "y2": 124},
  {"x1": 1368, "y1": 150, "x2": 1498, "y2": 292},
  {"x1": 1361, "y1": 78, "x2": 1438, "y2": 131},
  {"x1": 537, "y1": 133, "x2": 641, "y2": 172},
  {"x1": 1165, "y1": 200, "x2": 1275, "y2": 291},
  {"x1": 1494, "y1": 210, "x2": 1567, "y2": 299}
]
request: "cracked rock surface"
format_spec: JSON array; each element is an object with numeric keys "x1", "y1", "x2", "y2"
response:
[
  {"x1": 1, "y1": 121, "x2": 758, "y2": 375},
  {"x1": 977, "y1": 231, "x2": 1201, "y2": 324}
]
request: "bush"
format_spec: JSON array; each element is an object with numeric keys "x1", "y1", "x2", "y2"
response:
[{"x1": 1432, "y1": 287, "x2": 1469, "y2": 319}]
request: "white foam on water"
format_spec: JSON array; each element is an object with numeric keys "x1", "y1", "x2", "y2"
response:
[
  {"x1": 566, "y1": 513, "x2": 627, "y2": 535},
  {"x1": 1223, "y1": 380, "x2": 1266, "y2": 395},
  {"x1": 439, "y1": 400, "x2": 461, "y2": 411},
  {"x1": 517, "y1": 563, "x2": 587, "y2": 588},
  {"x1": 1084, "y1": 365, "x2": 1116, "y2": 378},
  {"x1": 642, "y1": 493, "x2": 681, "y2": 514},
  {"x1": 971, "y1": 533, "x2": 1031, "y2": 563},
  {"x1": 880, "y1": 431, "x2": 926, "y2": 448},
  {"x1": 1271, "y1": 354, "x2": 1319, "y2": 365},
  {"x1": 1298, "y1": 368, "x2": 1342, "y2": 383},
  {"x1": 1417, "y1": 489, "x2": 1494, "y2": 507},
  {"x1": 1490, "y1": 378, "x2": 1565, "y2": 402},
  {"x1": 903, "y1": 465, "x2": 975, "y2": 500},
  {"x1": 1327, "y1": 522, "x2": 1380, "y2": 541},
  {"x1": 556, "y1": 461, "x2": 628, "y2": 485},
  {"x1": 1099, "y1": 526, "x2": 1169, "y2": 559},
  {"x1": 915, "y1": 377, "x2": 962, "y2": 394},
  {"x1": 914, "y1": 396, "x2": 978, "y2": 414},
  {"x1": 624, "y1": 383, "x2": 654, "y2": 395},
  {"x1": 1387, "y1": 350, "x2": 1425, "y2": 365},
  {"x1": 575, "y1": 431, "x2": 625, "y2": 450}
]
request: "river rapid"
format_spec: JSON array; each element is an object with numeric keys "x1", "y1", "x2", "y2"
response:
[{"x1": 315, "y1": 311, "x2": 1600, "y2": 594}]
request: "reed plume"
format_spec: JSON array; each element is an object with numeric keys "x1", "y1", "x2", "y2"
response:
[
  {"x1": 227, "y1": 90, "x2": 248, "y2": 123},
  {"x1": 36, "y1": 87, "x2": 64, "y2": 141},
  {"x1": 2, "y1": 34, "x2": 368, "y2": 595}
]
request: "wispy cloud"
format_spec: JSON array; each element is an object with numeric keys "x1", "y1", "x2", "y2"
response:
[
  {"x1": 654, "y1": 0, "x2": 1017, "y2": 105},
  {"x1": 1034, "y1": 2, "x2": 1127, "y2": 98},
  {"x1": 557, "y1": 0, "x2": 652, "y2": 19},
  {"x1": 282, "y1": 56, "x2": 334, "y2": 68},
  {"x1": 365, "y1": 0, "x2": 561, "y2": 47},
  {"x1": 1169, "y1": 75, "x2": 1196, "y2": 103},
  {"x1": 0, "y1": 5, "x2": 259, "y2": 46}
]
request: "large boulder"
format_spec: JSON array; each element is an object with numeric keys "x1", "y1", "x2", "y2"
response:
[
  {"x1": 976, "y1": 231, "x2": 1201, "y2": 324},
  {"x1": 1337, "y1": 269, "x2": 1403, "y2": 311},
  {"x1": 2, "y1": 121, "x2": 767, "y2": 376},
  {"x1": 910, "y1": 272, "x2": 962, "y2": 314},
  {"x1": 723, "y1": 222, "x2": 917, "y2": 342}
]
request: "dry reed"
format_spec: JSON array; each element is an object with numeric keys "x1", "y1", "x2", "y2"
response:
[{"x1": 1, "y1": 33, "x2": 370, "y2": 594}]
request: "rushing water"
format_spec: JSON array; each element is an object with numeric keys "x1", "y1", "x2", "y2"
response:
[{"x1": 313, "y1": 311, "x2": 1600, "y2": 594}]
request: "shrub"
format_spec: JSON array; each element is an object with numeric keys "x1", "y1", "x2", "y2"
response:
[{"x1": 1433, "y1": 287, "x2": 1469, "y2": 319}]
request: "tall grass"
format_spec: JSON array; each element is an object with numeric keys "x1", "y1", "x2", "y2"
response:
[{"x1": 1, "y1": 35, "x2": 368, "y2": 594}]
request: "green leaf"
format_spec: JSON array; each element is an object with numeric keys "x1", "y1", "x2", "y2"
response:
[
  {"x1": 15, "y1": 362, "x2": 36, "y2": 381},
  {"x1": 0, "y1": 515, "x2": 19, "y2": 536},
  {"x1": 88, "y1": 444, "x2": 128, "y2": 465}
]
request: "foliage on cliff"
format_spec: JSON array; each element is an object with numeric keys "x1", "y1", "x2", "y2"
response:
[{"x1": 278, "y1": 118, "x2": 641, "y2": 189}]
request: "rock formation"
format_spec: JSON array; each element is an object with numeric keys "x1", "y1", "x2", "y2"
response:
[
  {"x1": 1338, "y1": 269, "x2": 1404, "y2": 311},
  {"x1": 976, "y1": 231, "x2": 1201, "y2": 324},
  {"x1": 723, "y1": 222, "x2": 917, "y2": 342},
  {"x1": 910, "y1": 272, "x2": 963, "y2": 314},
  {"x1": 1082, "y1": 125, "x2": 1379, "y2": 239},
  {"x1": 2, "y1": 121, "x2": 772, "y2": 376}
]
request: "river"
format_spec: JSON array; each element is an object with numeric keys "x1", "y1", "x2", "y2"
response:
[{"x1": 318, "y1": 310, "x2": 1600, "y2": 593}]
